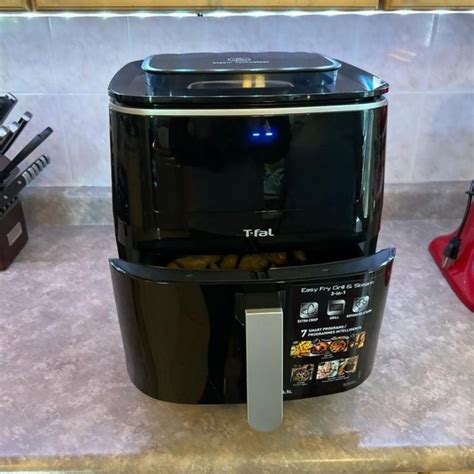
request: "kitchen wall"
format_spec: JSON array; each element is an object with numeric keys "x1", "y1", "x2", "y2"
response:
[{"x1": 0, "y1": 12, "x2": 473, "y2": 186}]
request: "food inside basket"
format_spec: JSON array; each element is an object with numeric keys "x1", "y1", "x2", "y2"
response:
[{"x1": 166, "y1": 250, "x2": 307, "y2": 271}]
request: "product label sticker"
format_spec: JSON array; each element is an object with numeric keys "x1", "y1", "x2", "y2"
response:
[
  {"x1": 282, "y1": 268, "x2": 391, "y2": 399},
  {"x1": 7, "y1": 221, "x2": 22, "y2": 247}
]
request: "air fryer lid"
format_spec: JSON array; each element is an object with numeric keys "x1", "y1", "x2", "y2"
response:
[
  {"x1": 108, "y1": 51, "x2": 388, "y2": 107},
  {"x1": 142, "y1": 52, "x2": 341, "y2": 73}
]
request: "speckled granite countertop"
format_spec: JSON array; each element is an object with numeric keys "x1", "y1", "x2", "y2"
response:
[{"x1": 1, "y1": 220, "x2": 473, "y2": 473}]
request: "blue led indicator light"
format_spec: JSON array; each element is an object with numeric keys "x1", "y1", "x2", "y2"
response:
[{"x1": 251, "y1": 131, "x2": 275, "y2": 138}]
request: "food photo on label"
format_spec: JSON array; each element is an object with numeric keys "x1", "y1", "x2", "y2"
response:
[
  {"x1": 311, "y1": 340, "x2": 330, "y2": 355},
  {"x1": 328, "y1": 337, "x2": 349, "y2": 354},
  {"x1": 352, "y1": 332, "x2": 366, "y2": 349},
  {"x1": 316, "y1": 361, "x2": 340, "y2": 380},
  {"x1": 290, "y1": 341, "x2": 313, "y2": 358},
  {"x1": 290, "y1": 336, "x2": 352, "y2": 358},
  {"x1": 290, "y1": 364, "x2": 315, "y2": 384},
  {"x1": 338, "y1": 356, "x2": 359, "y2": 376}
]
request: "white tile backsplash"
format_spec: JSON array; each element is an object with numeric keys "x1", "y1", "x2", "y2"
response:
[
  {"x1": 257, "y1": 14, "x2": 360, "y2": 64},
  {"x1": 428, "y1": 15, "x2": 474, "y2": 92},
  {"x1": 385, "y1": 93, "x2": 424, "y2": 183},
  {"x1": 205, "y1": 16, "x2": 290, "y2": 53},
  {"x1": 128, "y1": 16, "x2": 207, "y2": 58},
  {"x1": 412, "y1": 93, "x2": 474, "y2": 182},
  {"x1": 1, "y1": 13, "x2": 473, "y2": 186},
  {"x1": 356, "y1": 14, "x2": 436, "y2": 93},
  {"x1": 60, "y1": 94, "x2": 110, "y2": 186},
  {"x1": 49, "y1": 17, "x2": 131, "y2": 93},
  {"x1": 0, "y1": 18, "x2": 56, "y2": 94}
]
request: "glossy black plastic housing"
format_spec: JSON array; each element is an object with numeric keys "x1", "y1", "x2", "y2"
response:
[
  {"x1": 110, "y1": 102, "x2": 387, "y2": 262},
  {"x1": 109, "y1": 52, "x2": 388, "y2": 107},
  {"x1": 110, "y1": 248, "x2": 395, "y2": 403},
  {"x1": 109, "y1": 52, "x2": 393, "y2": 408}
]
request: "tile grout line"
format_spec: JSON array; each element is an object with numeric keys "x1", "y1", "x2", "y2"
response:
[
  {"x1": 49, "y1": 80, "x2": 76, "y2": 186},
  {"x1": 46, "y1": 16, "x2": 74, "y2": 187},
  {"x1": 408, "y1": 13, "x2": 440, "y2": 182},
  {"x1": 353, "y1": 13, "x2": 362, "y2": 69},
  {"x1": 57, "y1": 99, "x2": 76, "y2": 187},
  {"x1": 408, "y1": 91, "x2": 425, "y2": 183},
  {"x1": 46, "y1": 16, "x2": 60, "y2": 94},
  {"x1": 126, "y1": 16, "x2": 133, "y2": 58}
]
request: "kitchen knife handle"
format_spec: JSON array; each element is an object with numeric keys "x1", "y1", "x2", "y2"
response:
[
  {"x1": 0, "y1": 123, "x2": 18, "y2": 154},
  {"x1": 244, "y1": 293, "x2": 284, "y2": 432},
  {"x1": 0, "y1": 155, "x2": 51, "y2": 209},
  {"x1": 0, "y1": 93, "x2": 17, "y2": 125},
  {"x1": 0, "y1": 112, "x2": 33, "y2": 155},
  {"x1": 22, "y1": 154, "x2": 50, "y2": 184},
  {"x1": 0, "y1": 122, "x2": 19, "y2": 154},
  {"x1": 0, "y1": 127, "x2": 52, "y2": 182}
]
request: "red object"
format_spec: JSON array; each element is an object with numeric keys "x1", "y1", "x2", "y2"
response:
[{"x1": 429, "y1": 204, "x2": 474, "y2": 312}]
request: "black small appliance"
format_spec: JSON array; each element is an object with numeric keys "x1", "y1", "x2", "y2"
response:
[{"x1": 108, "y1": 52, "x2": 395, "y2": 431}]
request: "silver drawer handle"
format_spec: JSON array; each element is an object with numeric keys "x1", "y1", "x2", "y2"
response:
[{"x1": 245, "y1": 306, "x2": 283, "y2": 432}]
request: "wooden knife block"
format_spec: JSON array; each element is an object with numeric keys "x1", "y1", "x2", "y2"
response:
[
  {"x1": 0, "y1": 199, "x2": 28, "y2": 271},
  {"x1": 0, "y1": 155, "x2": 28, "y2": 271}
]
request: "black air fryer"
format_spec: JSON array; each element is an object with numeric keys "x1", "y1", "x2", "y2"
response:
[{"x1": 108, "y1": 52, "x2": 395, "y2": 431}]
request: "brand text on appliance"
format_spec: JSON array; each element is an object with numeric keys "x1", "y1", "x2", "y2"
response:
[{"x1": 243, "y1": 228, "x2": 275, "y2": 237}]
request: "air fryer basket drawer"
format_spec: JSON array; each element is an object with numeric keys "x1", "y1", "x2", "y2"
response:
[{"x1": 109, "y1": 248, "x2": 395, "y2": 410}]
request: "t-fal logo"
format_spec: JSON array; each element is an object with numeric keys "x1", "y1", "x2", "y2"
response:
[{"x1": 243, "y1": 228, "x2": 275, "y2": 237}]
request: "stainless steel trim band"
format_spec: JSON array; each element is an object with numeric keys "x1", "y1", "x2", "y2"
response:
[{"x1": 109, "y1": 98, "x2": 387, "y2": 117}]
